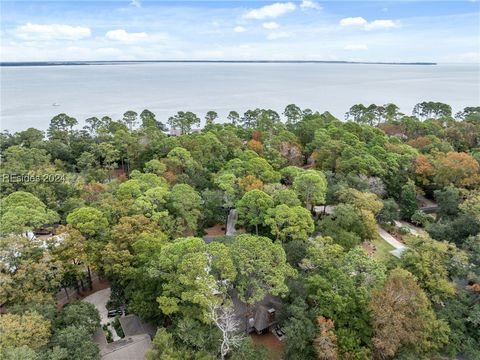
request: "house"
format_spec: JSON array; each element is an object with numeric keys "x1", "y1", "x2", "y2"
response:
[
  {"x1": 93, "y1": 313, "x2": 157, "y2": 360},
  {"x1": 120, "y1": 314, "x2": 157, "y2": 339},
  {"x1": 249, "y1": 305, "x2": 279, "y2": 334},
  {"x1": 230, "y1": 291, "x2": 283, "y2": 335},
  {"x1": 100, "y1": 334, "x2": 151, "y2": 360}
]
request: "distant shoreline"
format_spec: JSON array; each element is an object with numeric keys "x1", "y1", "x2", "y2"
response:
[{"x1": 0, "y1": 60, "x2": 437, "y2": 67}]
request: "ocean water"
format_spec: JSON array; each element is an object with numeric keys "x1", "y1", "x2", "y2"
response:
[{"x1": 1, "y1": 63, "x2": 479, "y2": 132}]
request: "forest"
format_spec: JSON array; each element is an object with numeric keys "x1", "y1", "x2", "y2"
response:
[{"x1": 0, "y1": 102, "x2": 479, "y2": 360}]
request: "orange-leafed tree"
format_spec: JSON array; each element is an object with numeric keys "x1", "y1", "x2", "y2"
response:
[
  {"x1": 414, "y1": 154, "x2": 435, "y2": 187},
  {"x1": 369, "y1": 268, "x2": 449, "y2": 359},
  {"x1": 239, "y1": 175, "x2": 263, "y2": 193},
  {"x1": 247, "y1": 139, "x2": 264, "y2": 154},
  {"x1": 433, "y1": 151, "x2": 480, "y2": 189},
  {"x1": 313, "y1": 316, "x2": 338, "y2": 360}
]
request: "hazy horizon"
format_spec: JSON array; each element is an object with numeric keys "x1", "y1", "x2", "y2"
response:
[
  {"x1": 2, "y1": 62, "x2": 478, "y2": 132},
  {"x1": 1, "y1": 1, "x2": 478, "y2": 63}
]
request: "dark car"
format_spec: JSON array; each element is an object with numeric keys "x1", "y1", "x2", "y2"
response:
[
  {"x1": 275, "y1": 324, "x2": 286, "y2": 337},
  {"x1": 107, "y1": 309, "x2": 123, "y2": 317}
]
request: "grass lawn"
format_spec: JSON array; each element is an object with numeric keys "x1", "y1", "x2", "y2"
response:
[{"x1": 372, "y1": 236, "x2": 395, "y2": 262}]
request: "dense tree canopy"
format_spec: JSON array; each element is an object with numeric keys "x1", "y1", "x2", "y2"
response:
[{"x1": 1, "y1": 103, "x2": 479, "y2": 359}]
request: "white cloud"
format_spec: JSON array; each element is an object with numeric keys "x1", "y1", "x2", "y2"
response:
[
  {"x1": 339, "y1": 17, "x2": 368, "y2": 27},
  {"x1": 300, "y1": 0, "x2": 322, "y2": 10},
  {"x1": 130, "y1": 0, "x2": 141, "y2": 8},
  {"x1": 267, "y1": 31, "x2": 289, "y2": 40},
  {"x1": 263, "y1": 22, "x2": 280, "y2": 30},
  {"x1": 234, "y1": 26, "x2": 247, "y2": 33},
  {"x1": 105, "y1": 29, "x2": 148, "y2": 42},
  {"x1": 344, "y1": 44, "x2": 368, "y2": 50},
  {"x1": 243, "y1": 2, "x2": 296, "y2": 20},
  {"x1": 340, "y1": 17, "x2": 399, "y2": 30},
  {"x1": 364, "y1": 20, "x2": 398, "y2": 30},
  {"x1": 15, "y1": 23, "x2": 91, "y2": 40},
  {"x1": 192, "y1": 50, "x2": 225, "y2": 58}
]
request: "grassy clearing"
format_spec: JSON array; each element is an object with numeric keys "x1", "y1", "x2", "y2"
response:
[{"x1": 372, "y1": 236, "x2": 395, "y2": 262}]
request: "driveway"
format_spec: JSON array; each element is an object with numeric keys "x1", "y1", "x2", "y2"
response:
[
  {"x1": 83, "y1": 287, "x2": 111, "y2": 325},
  {"x1": 376, "y1": 225, "x2": 405, "y2": 249}
]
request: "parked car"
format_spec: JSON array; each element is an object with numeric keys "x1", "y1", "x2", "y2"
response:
[
  {"x1": 274, "y1": 324, "x2": 286, "y2": 337},
  {"x1": 107, "y1": 309, "x2": 123, "y2": 317}
]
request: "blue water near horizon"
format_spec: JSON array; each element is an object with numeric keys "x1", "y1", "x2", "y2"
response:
[{"x1": 1, "y1": 62, "x2": 479, "y2": 132}]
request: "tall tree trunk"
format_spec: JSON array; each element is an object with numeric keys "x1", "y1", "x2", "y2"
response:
[
  {"x1": 64, "y1": 286, "x2": 70, "y2": 300},
  {"x1": 87, "y1": 266, "x2": 93, "y2": 290},
  {"x1": 255, "y1": 224, "x2": 259, "y2": 235}
]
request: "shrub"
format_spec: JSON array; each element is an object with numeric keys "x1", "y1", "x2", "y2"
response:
[
  {"x1": 112, "y1": 316, "x2": 125, "y2": 338},
  {"x1": 411, "y1": 210, "x2": 434, "y2": 227}
]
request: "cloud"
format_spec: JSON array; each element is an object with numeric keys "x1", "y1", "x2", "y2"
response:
[
  {"x1": 105, "y1": 29, "x2": 148, "y2": 42},
  {"x1": 339, "y1": 17, "x2": 368, "y2": 27},
  {"x1": 130, "y1": 0, "x2": 141, "y2": 8},
  {"x1": 364, "y1": 20, "x2": 398, "y2": 30},
  {"x1": 263, "y1": 22, "x2": 280, "y2": 30},
  {"x1": 192, "y1": 50, "x2": 225, "y2": 58},
  {"x1": 234, "y1": 26, "x2": 247, "y2": 33},
  {"x1": 243, "y1": 2, "x2": 296, "y2": 20},
  {"x1": 344, "y1": 44, "x2": 368, "y2": 50},
  {"x1": 300, "y1": 0, "x2": 322, "y2": 10},
  {"x1": 15, "y1": 23, "x2": 91, "y2": 40},
  {"x1": 267, "y1": 31, "x2": 289, "y2": 40},
  {"x1": 340, "y1": 17, "x2": 399, "y2": 30}
]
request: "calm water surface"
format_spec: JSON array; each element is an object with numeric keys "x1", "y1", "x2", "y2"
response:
[{"x1": 1, "y1": 63, "x2": 479, "y2": 131}]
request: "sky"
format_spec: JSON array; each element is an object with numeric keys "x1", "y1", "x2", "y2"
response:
[{"x1": 1, "y1": 1, "x2": 479, "y2": 63}]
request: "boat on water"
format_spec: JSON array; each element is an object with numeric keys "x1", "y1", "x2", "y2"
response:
[{"x1": 52, "y1": 103, "x2": 60, "y2": 106}]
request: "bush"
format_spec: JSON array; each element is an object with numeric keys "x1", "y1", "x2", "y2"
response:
[
  {"x1": 112, "y1": 316, "x2": 125, "y2": 338},
  {"x1": 411, "y1": 210, "x2": 434, "y2": 227},
  {"x1": 102, "y1": 324, "x2": 114, "y2": 343},
  {"x1": 399, "y1": 226, "x2": 410, "y2": 235}
]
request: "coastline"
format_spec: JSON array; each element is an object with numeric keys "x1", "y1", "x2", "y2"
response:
[{"x1": 0, "y1": 60, "x2": 438, "y2": 67}]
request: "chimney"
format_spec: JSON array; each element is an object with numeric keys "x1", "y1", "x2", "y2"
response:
[{"x1": 267, "y1": 308, "x2": 275, "y2": 322}]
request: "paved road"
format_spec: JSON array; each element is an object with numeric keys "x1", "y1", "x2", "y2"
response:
[
  {"x1": 376, "y1": 225, "x2": 405, "y2": 249},
  {"x1": 83, "y1": 287, "x2": 111, "y2": 325},
  {"x1": 313, "y1": 205, "x2": 335, "y2": 215}
]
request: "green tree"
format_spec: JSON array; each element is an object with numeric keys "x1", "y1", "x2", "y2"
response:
[
  {"x1": 205, "y1": 111, "x2": 218, "y2": 125},
  {"x1": 434, "y1": 185, "x2": 461, "y2": 221},
  {"x1": 0, "y1": 191, "x2": 59, "y2": 235},
  {"x1": 377, "y1": 198, "x2": 399, "y2": 224},
  {"x1": 400, "y1": 235, "x2": 468, "y2": 304},
  {"x1": 150, "y1": 237, "x2": 236, "y2": 321},
  {"x1": 230, "y1": 339, "x2": 269, "y2": 360},
  {"x1": 47, "y1": 113, "x2": 77, "y2": 140},
  {"x1": 283, "y1": 299, "x2": 317, "y2": 360},
  {"x1": 122, "y1": 110, "x2": 138, "y2": 131},
  {"x1": 227, "y1": 111, "x2": 240, "y2": 125},
  {"x1": 167, "y1": 111, "x2": 200, "y2": 134},
  {"x1": 265, "y1": 204, "x2": 314, "y2": 242},
  {"x1": 166, "y1": 184, "x2": 201, "y2": 233},
  {"x1": 399, "y1": 180, "x2": 418, "y2": 220},
  {"x1": 293, "y1": 170, "x2": 327, "y2": 211},
  {"x1": 1, "y1": 346, "x2": 40, "y2": 360},
  {"x1": 272, "y1": 189, "x2": 301, "y2": 207},
  {"x1": 66, "y1": 207, "x2": 108, "y2": 237},
  {"x1": 50, "y1": 326, "x2": 100, "y2": 360},
  {"x1": 140, "y1": 109, "x2": 167, "y2": 130},
  {"x1": 57, "y1": 301, "x2": 101, "y2": 334},
  {"x1": 0, "y1": 312, "x2": 51, "y2": 350},
  {"x1": 230, "y1": 234, "x2": 295, "y2": 305},
  {"x1": 283, "y1": 104, "x2": 303, "y2": 126},
  {"x1": 236, "y1": 189, "x2": 273, "y2": 235},
  {"x1": 143, "y1": 159, "x2": 166, "y2": 175}
]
